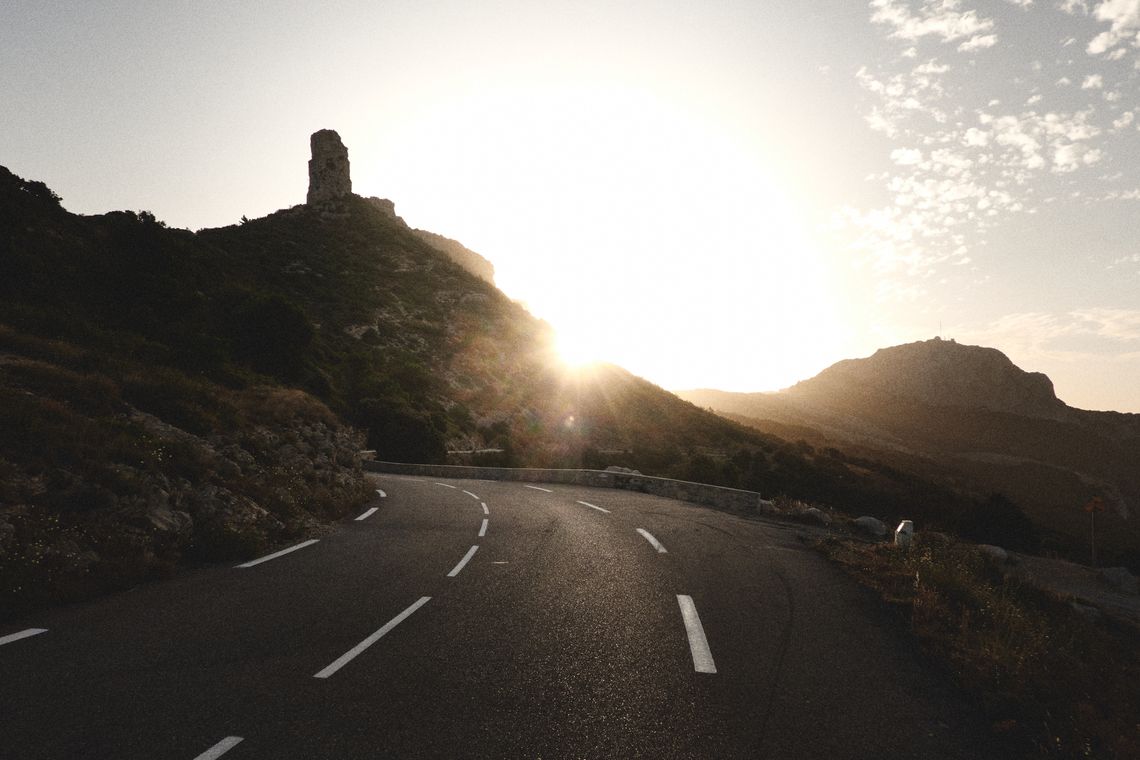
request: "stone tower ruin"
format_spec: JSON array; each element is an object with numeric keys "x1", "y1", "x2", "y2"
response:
[{"x1": 306, "y1": 129, "x2": 352, "y2": 204}]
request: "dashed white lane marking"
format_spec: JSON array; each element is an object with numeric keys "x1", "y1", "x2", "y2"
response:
[
  {"x1": 435, "y1": 483, "x2": 458, "y2": 489},
  {"x1": 576, "y1": 500, "x2": 611, "y2": 514},
  {"x1": 193, "y1": 736, "x2": 244, "y2": 760},
  {"x1": 636, "y1": 528, "x2": 668, "y2": 553},
  {"x1": 447, "y1": 545, "x2": 480, "y2": 577},
  {"x1": 313, "y1": 597, "x2": 431, "y2": 679},
  {"x1": 376, "y1": 489, "x2": 387, "y2": 497},
  {"x1": 481, "y1": 502, "x2": 489, "y2": 515},
  {"x1": 525, "y1": 485, "x2": 552, "y2": 493},
  {"x1": 677, "y1": 595, "x2": 717, "y2": 674},
  {"x1": 479, "y1": 518, "x2": 488, "y2": 537},
  {"x1": 0, "y1": 628, "x2": 47, "y2": 647},
  {"x1": 355, "y1": 507, "x2": 379, "y2": 521},
  {"x1": 463, "y1": 490, "x2": 480, "y2": 500},
  {"x1": 235, "y1": 539, "x2": 319, "y2": 568}
]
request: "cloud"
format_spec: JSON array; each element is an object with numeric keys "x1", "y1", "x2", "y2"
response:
[
  {"x1": 963, "y1": 126, "x2": 991, "y2": 146},
  {"x1": 891, "y1": 147, "x2": 925, "y2": 164},
  {"x1": 959, "y1": 33, "x2": 998, "y2": 51},
  {"x1": 847, "y1": 0, "x2": 1133, "y2": 305},
  {"x1": 870, "y1": 0, "x2": 996, "y2": 44},
  {"x1": 1086, "y1": 0, "x2": 1140, "y2": 55},
  {"x1": 961, "y1": 309, "x2": 1140, "y2": 356},
  {"x1": 1059, "y1": 0, "x2": 1089, "y2": 14}
]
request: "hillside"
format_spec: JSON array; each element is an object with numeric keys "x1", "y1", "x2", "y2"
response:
[
  {"x1": 0, "y1": 159, "x2": 806, "y2": 616},
  {"x1": 680, "y1": 338, "x2": 1140, "y2": 566},
  {"x1": 5, "y1": 146, "x2": 1083, "y2": 616}
]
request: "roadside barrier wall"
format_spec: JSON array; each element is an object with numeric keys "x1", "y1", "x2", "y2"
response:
[{"x1": 361, "y1": 460, "x2": 769, "y2": 515}]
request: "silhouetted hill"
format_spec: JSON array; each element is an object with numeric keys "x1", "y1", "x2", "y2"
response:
[
  {"x1": 794, "y1": 338, "x2": 1067, "y2": 420},
  {"x1": 6, "y1": 161, "x2": 1080, "y2": 615},
  {"x1": 0, "y1": 164, "x2": 795, "y2": 614},
  {"x1": 680, "y1": 339, "x2": 1140, "y2": 566}
]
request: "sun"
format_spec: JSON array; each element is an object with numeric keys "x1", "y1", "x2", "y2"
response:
[{"x1": 554, "y1": 325, "x2": 604, "y2": 370}]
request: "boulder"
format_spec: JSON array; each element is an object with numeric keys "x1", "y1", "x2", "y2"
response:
[
  {"x1": 1070, "y1": 601, "x2": 1102, "y2": 622},
  {"x1": 853, "y1": 516, "x2": 887, "y2": 537},
  {"x1": 1099, "y1": 566, "x2": 1139, "y2": 595},
  {"x1": 145, "y1": 506, "x2": 194, "y2": 537},
  {"x1": 978, "y1": 544, "x2": 1010, "y2": 564},
  {"x1": 803, "y1": 507, "x2": 832, "y2": 526}
]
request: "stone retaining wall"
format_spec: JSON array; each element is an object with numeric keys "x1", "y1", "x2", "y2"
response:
[{"x1": 362, "y1": 461, "x2": 769, "y2": 515}]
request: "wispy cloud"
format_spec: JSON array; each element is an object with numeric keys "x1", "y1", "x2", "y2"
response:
[
  {"x1": 841, "y1": 1, "x2": 1134, "y2": 298},
  {"x1": 870, "y1": 0, "x2": 996, "y2": 44}
]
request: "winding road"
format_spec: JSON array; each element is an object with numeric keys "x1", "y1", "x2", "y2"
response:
[{"x1": 0, "y1": 475, "x2": 1001, "y2": 758}]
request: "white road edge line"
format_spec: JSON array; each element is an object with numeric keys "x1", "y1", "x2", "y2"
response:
[
  {"x1": 677, "y1": 595, "x2": 717, "y2": 674},
  {"x1": 481, "y1": 502, "x2": 489, "y2": 515},
  {"x1": 524, "y1": 485, "x2": 552, "y2": 493},
  {"x1": 235, "y1": 539, "x2": 319, "y2": 568},
  {"x1": 193, "y1": 736, "x2": 244, "y2": 760},
  {"x1": 0, "y1": 628, "x2": 48, "y2": 647},
  {"x1": 636, "y1": 528, "x2": 668, "y2": 553},
  {"x1": 355, "y1": 507, "x2": 379, "y2": 521},
  {"x1": 576, "y1": 500, "x2": 611, "y2": 514},
  {"x1": 313, "y1": 597, "x2": 432, "y2": 679},
  {"x1": 376, "y1": 489, "x2": 387, "y2": 497},
  {"x1": 479, "y1": 518, "x2": 488, "y2": 537},
  {"x1": 447, "y1": 545, "x2": 480, "y2": 577},
  {"x1": 435, "y1": 483, "x2": 458, "y2": 489},
  {"x1": 463, "y1": 489, "x2": 480, "y2": 500}
]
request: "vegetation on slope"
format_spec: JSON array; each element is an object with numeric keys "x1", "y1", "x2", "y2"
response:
[
  {"x1": 1, "y1": 164, "x2": 1059, "y2": 616},
  {"x1": 821, "y1": 534, "x2": 1140, "y2": 759}
]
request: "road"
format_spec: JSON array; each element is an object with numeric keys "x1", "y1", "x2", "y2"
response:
[{"x1": 0, "y1": 475, "x2": 1001, "y2": 759}]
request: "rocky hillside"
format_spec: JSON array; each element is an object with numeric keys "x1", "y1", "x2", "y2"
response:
[
  {"x1": 5, "y1": 155, "x2": 1076, "y2": 616},
  {"x1": 680, "y1": 339, "x2": 1140, "y2": 566},
  {"x1": 0, "y1": 162, "x2": 788, "y2": 616}
]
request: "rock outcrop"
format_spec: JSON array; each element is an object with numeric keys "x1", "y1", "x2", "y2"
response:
[
  {"x1": 307, "y1": 129, "x2": 352, "y2": 205},
  {"x1": 792, "y1": 338, "x2": 1068, "y2": 420}
]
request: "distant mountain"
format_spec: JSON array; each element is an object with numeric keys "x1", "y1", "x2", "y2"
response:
[{"x1": 680, "y1": 338, "x2": 1140, "y2": 565}]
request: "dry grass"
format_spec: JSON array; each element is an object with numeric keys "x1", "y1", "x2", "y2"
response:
[{"x1": 819, "y1": 534, "x2": 1140, "y2": 758}]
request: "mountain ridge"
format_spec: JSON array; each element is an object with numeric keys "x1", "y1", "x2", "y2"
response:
[{"x1": 679, "y1": 338, "x2": 1140, "y2": 565}]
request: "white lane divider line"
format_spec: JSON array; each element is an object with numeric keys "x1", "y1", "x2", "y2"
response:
[
  {"x1": 447, "y1": 545, "x2": 480, "y2": 577},
  {"x1": 479, "y1": 518, "x2": 488, "y2": 537},
  {"x1": 235, "y1": 539, "x2": 319, "y2": 568},
  {"x1": 376, "y1": 489, "x2": 387, "y2": 497},
  {"x1": 481, "y1": 502, "x2": 489, "y2": 515},
  {"x1": 576, "y1": 500, "x2": 611, "y2": 514},
  {"x1": 355, "y1": 507, "x2": 379, "y2": 521},
  {"x1": 636, "y1": 528, "x2": 668, "y2": 553},
  {"x1": 525, "y1": 485, "x2": 552, "y2": 493},
  {"x1": 463, "y1": 490, "x2": 480, "y2": 500},
  {"x1": 0, "y1": 628, "x2": 48, "y2": 647},
  {"x1": 435, "y1": 483, "x2": 458, "y2": 489},
  {"x1": 677, "y1": 595, "x2": 717, "y2": 674},
  {"x1": 313, "y1": 597, "x2": 431, "y2": 679},
  {"x1": 193, "y1": 736, "x2": 244, "y2": 760}
]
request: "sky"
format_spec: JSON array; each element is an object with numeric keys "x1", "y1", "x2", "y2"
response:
[{"x1": 2, "y1": 0, "x2": 1139, "y2": 412}]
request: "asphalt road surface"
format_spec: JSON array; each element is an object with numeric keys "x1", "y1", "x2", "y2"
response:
[{"x1": 1, "y1": 475, "x2": 1003, "y2": 759}]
